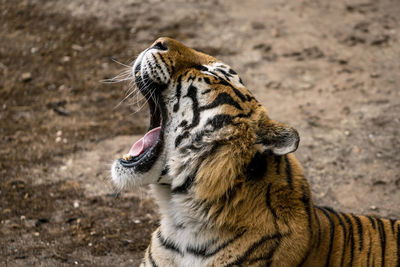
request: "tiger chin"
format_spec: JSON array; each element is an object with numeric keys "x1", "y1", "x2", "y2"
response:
[{"x1": 111, "y1": 37, "x2": 399, "y2": 267}]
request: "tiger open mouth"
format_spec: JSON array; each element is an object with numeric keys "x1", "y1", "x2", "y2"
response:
[{"x1": 119, "y1": 62, "x2": 167, "y2": 172}]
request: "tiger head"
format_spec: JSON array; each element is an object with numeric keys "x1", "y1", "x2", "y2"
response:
[{"x1": 111, "y1": 37, "x2": 299, "y2": 198}]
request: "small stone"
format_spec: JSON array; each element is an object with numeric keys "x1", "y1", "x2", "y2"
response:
[
  {"x1": 61, "y1": 56, "x2": 71, "y2": 63},
  {"x1": 63, "y1": 138, "x2": 68, "y2": 144},
  {"x1": 34, "y1": 232, "x2": 40, "y2": 236},
  {"x1": 271, "y1": 28, "x2": 279, "y2": 37},
  {"x1": 370, "y1": 73, "x2": 380, "y2": 78},
  {"x1": 55, "y1": 136, "x2": 62, "y2": 143},
  {"x1": 102, "y1": 63, "x2": 109, "y2": 69},
  {"x1": 344, "y1": 130, "x2": 350, "y2": 136},
  {"x1": 20, "y1": 215, "x2": 26, "y2": 220},
  {"x1": 21, "y1": 72, "x2": 32, "y2": 82},
  {"x1": 134, "y1": 219, "x2": 141, "y2": 224},
  {"x1": 73, "y1": 201, "x2": 79, "y2": 208},
  {"x1": 265, "y1": 81, "x2": 281, "y2": 89},
  {"x1": 56, "y1": 130, "x2": 62, "y2": 137},
  {"x1": 251, "y1": 22, "x2": 265, "y2": 30},
  {"x1": 88, "y1": 243, "x2": 92, "y2": 247},
  {"x1": 30, "y1": 47, "x2": 39, "y2": 54},
  {"x1": 369, "y1": 205, "x2": 377, "y2": 211},
  {"x1": 71, "y1": 44, "x2": 83, "y2": 51}
]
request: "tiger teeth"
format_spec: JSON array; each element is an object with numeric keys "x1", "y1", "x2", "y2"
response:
[
  {"x1": 136, "y1": 71, "x2": 140, "y2": 77},
  {"x1": 123, "y1": 154, "x2": 132, "y2": 161}
]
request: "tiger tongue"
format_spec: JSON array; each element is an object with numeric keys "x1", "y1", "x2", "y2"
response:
[{"x1": 128, "y1": 127, "x2": 161, "y2": 157}]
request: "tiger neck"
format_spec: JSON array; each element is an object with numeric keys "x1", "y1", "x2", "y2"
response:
[
  {"x1": 150, "y1": 153, "x2": 322, "y2": 265},
  {"x1": 153, "y1": 153, "x2": 318, "y2": 233}
]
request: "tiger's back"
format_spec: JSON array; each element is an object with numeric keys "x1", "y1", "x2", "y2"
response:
[
  {"x1": 111, "y1": 37, "x2": 400, "y2": 266},
  {"x1": 307, "y1": 207, "x2": 400, "y2": 266}
]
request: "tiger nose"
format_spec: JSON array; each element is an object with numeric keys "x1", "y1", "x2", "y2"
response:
[{"x1": 151, "y1": 39, "x2": 168, "y2": 51}]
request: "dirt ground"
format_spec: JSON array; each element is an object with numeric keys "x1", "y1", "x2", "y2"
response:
[{"x1": 1, "y1": 0, "x2": 399, "y2": 266}]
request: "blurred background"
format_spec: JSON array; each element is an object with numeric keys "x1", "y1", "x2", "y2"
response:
[{"x1": 1, "y1": 0, "x2": 399, "y2": 265}]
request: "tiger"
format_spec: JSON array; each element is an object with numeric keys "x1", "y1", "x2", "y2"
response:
[{"x1": 111, "y1": 37, "x2": 400, "y2": 267}]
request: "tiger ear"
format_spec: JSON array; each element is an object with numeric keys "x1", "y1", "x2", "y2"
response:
[{"x1": 255, "y1": 120, "x2": 300, "y2": 155}]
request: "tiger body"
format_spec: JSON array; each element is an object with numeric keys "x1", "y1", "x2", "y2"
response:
[{"x1": 111, "y1": 37, "x2": 400, "y2": 266}]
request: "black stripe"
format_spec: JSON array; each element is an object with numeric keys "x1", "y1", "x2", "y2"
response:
[
  {"x1": 178, "y1": 120, "x2": 188, "y2": 128},
  {"x1": 245, "y1": 151, "x2": 268, "y2": 182},
  {"x1": 324, "y1": 207, "x2": 347, "y2": 267},
  {"x1": 201, "y1": 111, "x2": 253, "y2": 133},
  {"x1": 265, "y1": 183, "x2": 278, "y2": 220},
  {"x1": 151, "y1": 54, "x2": 167, "y2": 81},
  {"x1": 284, "y1": 155, "x2": 293, "y2": 189},
  {"x1": 184, "y1": 85, "x2": 200, "y2": 129},
  {"x1": 317, "y1": 207, "x2": 335, "y2": 267},
  {"x1": 228, "y1": 68, "x2": 237, "y2": 75},
  {"x1": 158, "y1": 53, "x2": 169, "y2": 71},
  {"x1": 367, "y1": 216, "x2": 377, "y2": 230},
  {"x1": 231, "y1": 87, "x2": 246, "y2": 101},
  {"x1": 300, "y1": 186, "x2": 313, "y2": 235},
  {"x1": 204, "y1": 77, "x2": 211, "y2": 84},
  {"x1": 199, "y1": 92, "x2": 243, "y2": 111},
  {"x1": 187, "y1": 231, "x2": 245, "y2": 257},
  {"x1": 173, "y1": 75, "x2": 183, "y2": 112},
  {"x1": 298, "y1": 186, "x2": 313, "y2": 266},
  {"x1": 351, "y1": 214, "x2": 364, "y2": 251},
  {"x1": 274, "y1": 156, "x2": 281, "y2": 175},
  {"x1": 187, "y1": 75, "x2": 196, "y2": 82},
  {"x1": 217, "y1": 79, "x2": 255, "y2": 103},
  {"x1": 157, "y1": 230, "x2": 183, "y2": 255},
  {"x1": 167, "y1": 56, "x2": 175, "y2": 73},
  {"x1": 298, "y1": 185, "x2": 313, "y2": 266},
  {"x1": 376, "y1": 218, "x2": 386, "y2": 267},
  {"x1": 161, "y1": 165, "x2": 169, "y2": 176},
  {"x1": 342, "y1": 213, "x2": 355, "y2": 266},
  {"x1": 217, "y1": 68, "x2": 233, "y2": 80},
  {"x1": 202, "y1": 89, "x2": 212, "y2": 94},
  {"x1": 186, "y1": 238, "x2": 217, "y2": 257},
  {"x1": 149, "y1": 244, "x2": 159, "y2": 267},
  {"x1": 390, "y1": 219, "x2": 396, "y2": 234},
  {"x1": 193, "y1": 64, "x2": 208, "y2": 72},
  {"x1": 247, "y1": 240, "x2": 280, "y2": 266},
  {"x1": 222, "y1": 232, "x2": 285, "y2": 267},
  {"x1": 171, "y1": 171, "x2": 197, "y2": 194},
  {"x1": 175, "y1": 131, "x2": 189, "y2": 147}
]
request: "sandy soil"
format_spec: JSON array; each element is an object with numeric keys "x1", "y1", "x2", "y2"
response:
[{"x1": 1, "y1": 0, "x2": 399, "y2": 266}]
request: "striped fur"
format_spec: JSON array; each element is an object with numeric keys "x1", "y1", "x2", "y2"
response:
[{"x1": 111, "y1": 38, "x2": 400, "y2": 267}]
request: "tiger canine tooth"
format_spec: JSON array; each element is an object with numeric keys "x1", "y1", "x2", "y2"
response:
[
  {"x1": 123, "y1": 154, "x2": 132, "y2": 161},
  {"x1": 135, "y1": 71, "x2": 140, "y2": 77}
]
